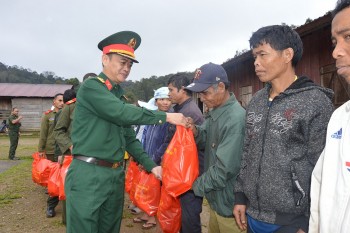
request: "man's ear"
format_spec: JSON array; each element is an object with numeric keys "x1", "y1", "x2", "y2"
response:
[
  {"x1": 283, "y1": 48, "x2": 294, "y2": 64},
  {"x1": 102, "y1": 54, "x2": 109, "y2": 67},
  {"x1": 218, "y1": 82, "x2": 226, "y2": 93}
]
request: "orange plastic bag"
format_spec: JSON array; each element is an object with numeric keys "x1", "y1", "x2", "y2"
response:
[
  {"x1": 48, "y1": 163, "x2": 61, "y2": 197},
  {"x1": 157, "y1": 186, "x2": 181, "y2": 233},
  {"x1": 162, "y1": 125, "x2": 199, "y2": 197},
  {"x1": 32, "y1": 152, "x2": 41, "y2": 184},
  {"x1": 128, "y1": 167, "x2": 141, "y2": 204},
  {"x1": 125, "y1": 160, "x2": 139, "y2": 194},
  {"x1": 134, "y1": 170, "x2": 161, "y2": 216},
  {"x1": 32, "y1": 155, "x2": 55, "y2": 187},
  {"x1": 59, "y1": 155, "x2": 73, "y2": 200}
]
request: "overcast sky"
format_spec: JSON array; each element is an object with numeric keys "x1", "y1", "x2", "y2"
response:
[{"x1": 0, "y1": 0, "x2": 336, "y2": 81}]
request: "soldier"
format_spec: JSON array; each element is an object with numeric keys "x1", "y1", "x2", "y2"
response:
[
  {"x1": 8, "y1": 107, "x2": 23, "y2": 160},
  {"x1": 38, "y1": 93, "x2": 64, "y2": 217},
  {"x1": 54, "y1": 88, "x2": 76, "y2": 225},
  {"x1": 65, "y1": 31, "x2": 187, "y2": 233}
]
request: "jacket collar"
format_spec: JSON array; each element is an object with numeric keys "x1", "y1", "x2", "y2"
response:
[
  {"x1": 174, "y1": 97, "x2": 192, "y2": 112},
  {"x1": 208, "y1": 93, "x2": 237, "y2": 121}
]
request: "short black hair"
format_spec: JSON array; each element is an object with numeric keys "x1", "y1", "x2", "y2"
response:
[
  {"x1": 332, "y1": 0, "x2": 350, "y2": 18},
  {"x1": 249, "y1": 25, "x2": 303, "y2": 67},
  {"x1": 54, "y1": 93, "x2": 63, "y2": 99},
  {"x1": 167, "y1": 74, "x2": 192, "y2": 96},
  {"x1": 83, "y1": 73, "x2": 97, "y2": 81},
  {"x1": 63, "y1": 89, "x2": 76, "y2": 103}
]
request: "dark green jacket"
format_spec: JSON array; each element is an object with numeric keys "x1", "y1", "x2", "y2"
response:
[
  {"x1": 8, "y1": 114, "x2": 21, "y2": 133},
  {"x1": 38, "y1": 110, "x2": 58, "y2": 154},
  {"x1": 71, "y1": 72, "x2": 166, "y2": 172},
  {"x1": 54, "y1": 102, "x2": 75, "y2": 155},
  {"x1": 54, "y1": 109, "x2": 62, "y2": 157},
  {"x1": 192, "y1": 94, "x2": 246, "y2": 217}
]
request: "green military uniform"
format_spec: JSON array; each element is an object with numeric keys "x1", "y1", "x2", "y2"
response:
[
  {"x1": 53, "y1": 98, "x2": 76, "y2": 225},
  {"x1": 8, "y1": 114, "x2": 21, "y2": 159},
  {"x1": 39, "y1": 109, "x2": 61, "y2": 215},
  {"x1": 53, "y1": 109, "x2": 63, "y2": 160},
  {"x1": 66, "y1": 72, "x2": 166, "y2": 233},
  {"x1": 38, "y1": 110, "x2": 58, "y2": 162},
  {"x1": 54, "y1": 99, "x2": 75, "y2": 155}
]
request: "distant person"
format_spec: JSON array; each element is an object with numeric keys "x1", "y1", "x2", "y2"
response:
[
  {"x1": 309, "y1": 1, "x2": 350, "y2": 232},
  {"x1": 233, "y1": 25, "x2": 333, "y2": 233},
  {"x1": 166, "y1": 74, "x2": 204, "y2": 233},
  {"x1": 65, "y1": 30, "x2": 187, "y2": 233},
  {"x1": 38, "y1": 93, "x2": 64, "y2": 218},
  {"x1": 0, "y1": 119, "x2": 9, "y2": 133},
  {"x1": 8, "y1": 107, "x2": 23, "y2": 160},
  {"x1": 186, "y1": 62, "x2": 246, "y2": 233},
  {"x1": 75, "y1": 73, "x2": 97, "y2": 92}
]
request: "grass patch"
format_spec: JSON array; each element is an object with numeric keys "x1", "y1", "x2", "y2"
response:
[{"x1": 0, "y1": 160, "x2": 31, "y2": 208}]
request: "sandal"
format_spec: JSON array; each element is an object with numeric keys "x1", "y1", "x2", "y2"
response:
[
  {"x1": 133, "y1": 217, "x2": 148, "y2": 223},
  {"x1": 130, "y1": 207, "x2": 141, "y2": 215},
  {"x1": 142, "y1": 222, "x2": 156, "y2": 229}
]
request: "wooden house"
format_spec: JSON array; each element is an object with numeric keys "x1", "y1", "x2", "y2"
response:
[
  {"x1": 222, "y1": 13, "x2": 350, "y2": 108},
  {"x1": 0, "y1": 83, "x2": 72, "y2": 131}
]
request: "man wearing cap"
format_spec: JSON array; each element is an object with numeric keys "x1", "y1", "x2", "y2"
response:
[
  {"x1": 166, "y1": 74, "x2": 204, "y2": 233},
  {"x1": 65, "y1": 31, "x2": 187, "y2": 233},
  {"x1": 186, "y1": 63, "x2": 246, "y2": 233}
]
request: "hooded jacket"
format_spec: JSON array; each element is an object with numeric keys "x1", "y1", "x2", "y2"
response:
[{"x1": 235, "y1": 76, "x2": 334, "y2": 226}]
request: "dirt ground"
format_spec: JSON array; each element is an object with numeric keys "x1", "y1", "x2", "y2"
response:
[{"x1": 0, "y1": 135, "x2": 209, "y2": 233}]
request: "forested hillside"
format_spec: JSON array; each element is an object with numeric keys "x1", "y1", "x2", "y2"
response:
[{"x1": 0, "y1": 61, "x2": 194, "y2": 103}]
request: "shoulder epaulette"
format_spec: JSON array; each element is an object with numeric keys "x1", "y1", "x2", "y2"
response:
[
  {"x1": 44, "y1": 110, "x2": 52, "y2": 115},
  {"x1": 97, "y1": 76, "x2": 113, "y2": 91},
  {"x1": 122, "y1": 95, "x2": 129, "y2": 102},
  {"x1": 66, "y1": 98, "x2": 76, "y2": 105},
  {"x1": 97, "y1": 77, "x2": 105, "y2": 83}
]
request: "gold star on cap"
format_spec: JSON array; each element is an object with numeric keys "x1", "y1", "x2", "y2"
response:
[{"x1": 128, "y1": 38, "x2": 137, "y2": 49}]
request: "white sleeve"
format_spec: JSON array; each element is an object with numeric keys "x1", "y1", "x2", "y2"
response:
[{"x1": 309, "y1": 149, "x2": 325, "y2": 233}]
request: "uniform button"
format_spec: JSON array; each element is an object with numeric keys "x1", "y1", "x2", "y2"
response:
[{"x1": 159, "y1": 120, "x2": 162, "y2": 124}]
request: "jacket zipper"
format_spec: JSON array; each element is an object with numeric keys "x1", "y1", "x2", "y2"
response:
[{"x1": 257, "y1": 98, "x2": 273, "y2": 216}]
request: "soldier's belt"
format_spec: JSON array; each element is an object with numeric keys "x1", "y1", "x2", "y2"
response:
[{"x1": 74, "y1": 155, "x2": 123, "y2": 169}]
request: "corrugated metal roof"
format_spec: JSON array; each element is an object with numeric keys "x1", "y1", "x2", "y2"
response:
[{"x1": 0, "y1": 83, "x2": 73, "y2": 97}]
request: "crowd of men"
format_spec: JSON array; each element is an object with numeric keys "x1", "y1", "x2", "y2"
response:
[{"x1": 6, "y1": 0, "x2": 350, "y2": 232}]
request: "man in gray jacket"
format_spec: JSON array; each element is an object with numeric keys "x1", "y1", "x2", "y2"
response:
[{"x1": 233, "y1": 25, "x2": 334, "y2": 233}]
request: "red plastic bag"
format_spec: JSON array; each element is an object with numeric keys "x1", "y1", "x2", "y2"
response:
[
  {"x1": 32, "y1": 152, "x2": 41, "y2": 184},
  {"x1": 157, "y1": 186, "x2": 181, "y2": 233},
  {"x1": 162, "y1": 125, "x2": 199, "y2": 197},
  {"x1": 125, "y1": 160, "x2": 139, "y2": 194},
  {"x1": 134, "y1": 170, "x2": 161, "y2": 216},
  {"x1": 59, "y1": 155, "x2": 73, "y2": 200},
  {"x1": 128, "y1": 167, "x2": 141, "y2": 204},
  {"x1": 48, "y1": 163, "x2": 61, "y2": 197},
  {"x1": 32, "y1": 155, "x2": 55, "y2": 187}
]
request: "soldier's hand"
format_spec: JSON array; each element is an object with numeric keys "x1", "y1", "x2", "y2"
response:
[
  {"x1": 58, "y1": 155, "x2": 63, "y2": 165},
  {"x1": 151, "y1": 166, "x2": 162, "y2": 180},
  {"x1": 166, "y1": 113, "x2": 188, "y2": 127},
  {"x1": 39, "y1": 152, "x2": 47, "y2": 159}
]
